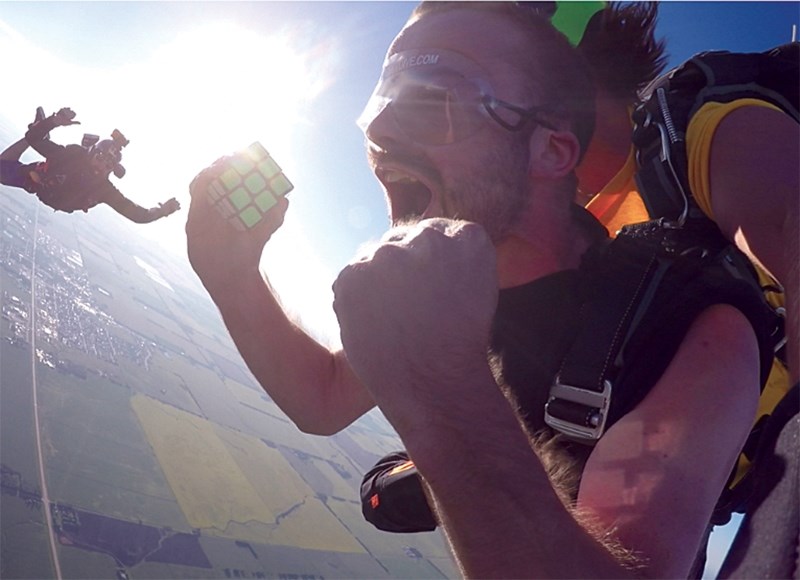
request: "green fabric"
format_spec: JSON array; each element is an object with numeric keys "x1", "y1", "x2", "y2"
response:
[{"x1": 551, "y1": 1, "x2": 605, "y2": 46}]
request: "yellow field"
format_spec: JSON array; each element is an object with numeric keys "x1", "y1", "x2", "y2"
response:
[
  {"x1": 216, "y1": 427, "x2": 364, "y2": 552},
  {"x1": 131, "y1": 394, "x2": 364, "y2": 553}
]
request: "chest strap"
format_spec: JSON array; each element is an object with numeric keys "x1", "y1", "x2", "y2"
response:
[
  {"x1": 544, "y1": 220, "x2": 779, "y2": 444},
  {"x1": 545, "y1": 226, "x2": 664, "y2": 441}
]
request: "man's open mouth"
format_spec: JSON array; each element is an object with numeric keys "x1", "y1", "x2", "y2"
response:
[{"x1": 381, "y1": 169, "x2": 434, "y2": 223}]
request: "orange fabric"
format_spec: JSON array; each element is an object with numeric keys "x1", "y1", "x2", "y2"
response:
[
  {"x1": 388, "y1": 460, "x2": 416, "y2": 476},
  {"x1": 584, "y1": 147, "x2": 647, "y2": 236}
]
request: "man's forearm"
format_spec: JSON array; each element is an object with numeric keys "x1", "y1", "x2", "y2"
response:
[
  {"x1": 207, "y1": 268, "x2": 373, "y2": 434},
  {"x1": 395, "y1": 368, "x2": 634, "y2": 579},
  {"x1": 183, "y1": 168, "x2": 366, "y2": 432}
]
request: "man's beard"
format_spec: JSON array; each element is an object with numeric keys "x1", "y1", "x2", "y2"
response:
[{"x1": 441, "y1": 139, "x2": 530, "y2": 242}]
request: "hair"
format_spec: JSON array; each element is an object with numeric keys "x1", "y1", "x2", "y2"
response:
[
  {"x1": 409, "y1": 2, "x2": 597, "y2": 157},
  {"x1": 491, "y1": 363, "x2": 647, "y2": 571},
  {"x1": 579, "y1": 2, "x2": 668, "y2": 102}
]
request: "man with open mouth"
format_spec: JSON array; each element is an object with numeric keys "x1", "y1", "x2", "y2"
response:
[{"x1": 186, "y1": 3, "x2": 781, "y2": 577}]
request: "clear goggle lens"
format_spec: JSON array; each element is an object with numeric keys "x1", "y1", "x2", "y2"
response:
[{"x1": 357, "y1": 49, "x2": 495, "y2": 146}]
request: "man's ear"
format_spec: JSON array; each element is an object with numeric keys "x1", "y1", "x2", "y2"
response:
[{"x1": 528, "y1": 128, "x2": 581, "y2": 179}]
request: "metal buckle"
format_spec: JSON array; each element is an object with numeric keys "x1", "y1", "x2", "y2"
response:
[{"x1": 544, "y1": 377, "x2": 612, "y2": 442}]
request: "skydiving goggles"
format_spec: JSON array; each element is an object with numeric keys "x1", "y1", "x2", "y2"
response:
[{"x1": 357, "y1": 48, "x2": 558, "y2": 146}]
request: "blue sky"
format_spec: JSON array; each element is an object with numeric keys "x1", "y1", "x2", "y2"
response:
[{"x1": 1, "y1": 2, "x2": 797, "y2": 576}]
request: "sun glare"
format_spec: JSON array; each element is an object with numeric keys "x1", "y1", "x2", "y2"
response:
[
  {"x1": 141, "y1": 22, "x2": 323, "y2": 158},
  {"x1": 116, "y1": 21, "x2": 328, "y2": 204},
  {"x1": 130, "y1": 21, "x2": 340, "y2": 342},
  {"x1": 0, "y1": 15, "x2": 343, "y2": 342}
]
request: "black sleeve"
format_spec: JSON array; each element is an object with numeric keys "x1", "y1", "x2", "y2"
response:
[
  {"x1": 102, "y1": 184, "x2": 160, "y2": 223},
  {"x1": 24, "y1": 116, "x2": 65, "y2": 159},
  {"x1": 361, "y1": 451, "x2": 437, "y2": 533}
]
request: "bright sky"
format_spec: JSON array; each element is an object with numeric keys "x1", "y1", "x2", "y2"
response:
[
  {"x1": 2, "y1": 1, "x2": 797, "y2": 341},
  {"x1": 1, "y1": 1, "x2": 797, "y2": 574},
  {"x1": 0, "y1": 1, "x2": 416, "y2": 345}
]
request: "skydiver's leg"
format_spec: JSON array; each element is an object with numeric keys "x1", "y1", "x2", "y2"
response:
[{"x1": 0, "y1": 138, "x2": 30, "y2": 162}]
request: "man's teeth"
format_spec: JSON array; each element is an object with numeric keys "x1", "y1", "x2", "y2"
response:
[{"x1": 385, "y1": 171, "x2": 418, "y2": 184}]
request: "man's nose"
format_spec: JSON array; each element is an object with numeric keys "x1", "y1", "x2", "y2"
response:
[{"x1": 363, "y1": 104, "x2": 405, "y2": 151}]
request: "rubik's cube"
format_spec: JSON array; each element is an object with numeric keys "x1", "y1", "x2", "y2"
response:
[{"x1": 207, "y1": 142, "x2": 294, "y2": 230}]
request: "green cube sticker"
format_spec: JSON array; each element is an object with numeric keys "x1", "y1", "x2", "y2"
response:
[
  {"x1": 254, "y1": 192, "x2": 277, "y2": 212},
  {"x1": 257, "y1": 158, "x2": 280, "y2": 178},
  {"x1": 244, "y1": 172, "x2": 268, "y2": 195},
  {"x1": 207, "y1": 142, "x2": 294, "y2": 230},
  {"x1": 229, "y1": 187, "x2": 251, "y2": 210},
  {"x1": 246, "y1": 142, "x2": 269, "y2": 161},
  {"x1": 239, "y1": 207, "x2": 262, "y2": 228},
  {"x1": 270, "y1": 174, "x2": 293, "y2": 197},
  {"x1": 231, "y1": 157, "x2": 255, "y2": 175},
  {"x1": 220, "y1": 168, "x2": 241, "y2": 189}
]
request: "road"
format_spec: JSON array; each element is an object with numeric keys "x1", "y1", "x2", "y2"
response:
[{"x1": 28, "y1": 204, "x2": 63, "y2": 580}]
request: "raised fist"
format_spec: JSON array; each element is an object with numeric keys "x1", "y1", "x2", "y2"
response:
[{"x1": 333, "y1": 218, "x2": 499, "y2": 420}]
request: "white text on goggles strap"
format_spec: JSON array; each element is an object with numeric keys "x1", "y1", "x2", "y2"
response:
[{"x1": 358, "y1": 50, "x2": 509, "y2": 146}]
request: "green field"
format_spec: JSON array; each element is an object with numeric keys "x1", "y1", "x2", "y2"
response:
[
  {"x1": 0, "y1": 495, "x2": 55, "y2": 580},
  {"x1": 37, "y1": 367, "x2": 188, "y2": 528}
]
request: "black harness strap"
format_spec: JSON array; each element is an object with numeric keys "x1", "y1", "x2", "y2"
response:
[
  {"x1": 545, "y1": 218, "x2": 781, "y2": 445},
  {"x1": 545, "y1": 228, "x2": 664, "y2": 441}
]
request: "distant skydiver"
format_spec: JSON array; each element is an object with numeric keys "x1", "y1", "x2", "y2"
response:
[{"x1": 0, "y1": 107, "x2": 180, "y2": 223}]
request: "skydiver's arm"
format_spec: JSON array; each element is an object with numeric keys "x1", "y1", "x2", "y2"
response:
[
  {"x1": 576, "y1": 304, "x2": 759, "y2": 578},
  {"x1": 399, "y1": 305, "x2": 757, "y2": 579},
  {"x1": 0, "y1": 138, "x2": 30, "y2": 162},
  {"x1": 24, "y1": 115, "x2": 66, "y2": 159},
  {"x1": 103, "y1": 189, "x2": 180, "y2": 224},
  {"x1": 185, "y1": 160, "x2": 375, "y2": 435},
  {"x1": 709, "y1": 106, "x2": 799, "y2": 379},
  {"x1": 24, "y1": 108, "x2": 79, "y2": 159}
]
